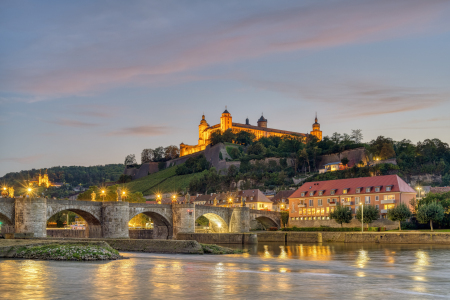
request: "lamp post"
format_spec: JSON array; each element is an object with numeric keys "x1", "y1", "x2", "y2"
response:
[
  {"x1": 100, "y1": 190, "x2": 106, "y2": 202},
  {"x1": 172, "y1": 194, "x2": 177, "y2": 204},
  {"x1": 122, "y1": 191, "x2": 127, "y2": 201},
  {"x1": 26, "y1": 187, "x2": 32, "y2": 198},
  {"x1": 416, "y1": 187, "x2": 422, "y2": 200},
  {"x1": 228, "y1": 197, "x2": 233, "y2": 208}
]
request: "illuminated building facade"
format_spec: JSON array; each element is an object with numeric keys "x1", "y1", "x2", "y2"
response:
[{"x1": 180, "y1": 108, "x2": 322, "y2": 156}]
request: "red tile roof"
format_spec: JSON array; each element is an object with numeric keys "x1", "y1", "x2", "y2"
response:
[
  {"x1": 289, "y1": 175, "x2": 416, "y2": 198},
  {"x1": 271, "y1": 190, "x2": 295, "y2": 204}
]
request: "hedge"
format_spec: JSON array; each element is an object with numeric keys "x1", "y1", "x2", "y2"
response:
[{"x1": 281, "y1": 227, "x2": 383, "y2": 232}]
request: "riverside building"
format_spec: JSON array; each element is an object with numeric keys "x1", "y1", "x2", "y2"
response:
[{"x1": 288, "y1": 175, "x2": 416, "y2": 225}]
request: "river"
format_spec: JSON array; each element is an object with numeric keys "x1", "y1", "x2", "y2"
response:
[{"x1": 1, "y1": 242, "x2": 449, "y2": 299}]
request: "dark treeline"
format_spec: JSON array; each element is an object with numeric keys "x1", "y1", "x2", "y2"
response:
[{"x1": 1, "y1": 164, "x2": 124, "y2": 188}]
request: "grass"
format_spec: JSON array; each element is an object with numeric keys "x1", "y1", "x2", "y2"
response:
[
  {"x1": 124, "y1": 165, "x2": 208, "y2": 196},
  {"x1": 200, "y1": 243, "x2": 245, "y2": 254},
  {"x1": 386, "y1": 229, "x2": 450, "y2": 232}
]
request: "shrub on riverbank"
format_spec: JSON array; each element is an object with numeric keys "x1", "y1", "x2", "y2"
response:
[
  {"x1": 281, "y1": 226, "x2": 383, "y2": 232},
  {"x1": 200, "y1": 244, "x2": 245, "y2": 254},
  {"x1": 13, "y1": 244, "x2": 122, "y2": 261}
]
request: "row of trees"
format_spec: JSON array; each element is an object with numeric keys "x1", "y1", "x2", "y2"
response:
[{"x1": 329, "y1": 191, "x2": 449, "y2": 231}]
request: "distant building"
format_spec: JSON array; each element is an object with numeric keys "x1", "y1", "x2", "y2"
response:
[
  {"x1": 180, "y1": 108, "x2": 322, "y2": 156},
  {"x1": 193, "y1": 189, "x2": 273, "y2": 210},
  {"x1": 271, "y1": 190, "x2": 295, "y2": 212},
  {"x1": 319, "y1": 162, "x2": 346, "y2": 174},
  {"x1": 288, "y1": 175, "x2": 416, "y2": 223}
]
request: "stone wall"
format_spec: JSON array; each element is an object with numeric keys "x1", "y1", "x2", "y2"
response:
[
  {"x1": 289, "y1": 218, "x2": 398, "y2": 230},
  {"x1": 0, "y1": 198, "x2": 15, "y2": 225},
  {"x1": 319, "y1": 147, "x2": 368, "y2": 169},
  {"x1": 176, "y1": 233, "x2": 257, "y2": 244},
  {"x1": 409, "y1": 174, "x2": 442, "y2": 186},
  {"x1": 105, "y1": 239, "x2": 204, "y2": 254},
  {"x1": 129, "y1": 229, "x2": 153, "y2": 239},
  {"x1": 47, "y1": 229, "x2": 86, "y2": 238}
]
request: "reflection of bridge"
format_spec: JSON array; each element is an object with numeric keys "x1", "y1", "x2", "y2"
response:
[{"x1": 0, "y1": 198, "x2": 280, "y2": 239}]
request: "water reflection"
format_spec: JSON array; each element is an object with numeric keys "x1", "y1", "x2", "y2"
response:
[{"x1": 1, "y1": 243, "x2": 449, "y2": 299}]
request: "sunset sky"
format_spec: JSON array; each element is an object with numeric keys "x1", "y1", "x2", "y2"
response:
[{"x1": 1, "y1": 0, "x2": 450, "y2": 176}]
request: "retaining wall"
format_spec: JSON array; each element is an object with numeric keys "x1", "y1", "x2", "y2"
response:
[
  {"x1": 129, "y1": 229, "x2": 153, "y2": 239},
  {"x1": 289, "y1": 218, "x2": 398, "y2": 230},
  {"x1": 176, "y1": 233, "x2": 257, "y2": 244}
]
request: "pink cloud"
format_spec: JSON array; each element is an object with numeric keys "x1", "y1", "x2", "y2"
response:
[
  {"x1": 108, "y1": 126, "x2": 170, "y2": 136},
  {"x1": 1, "y1": 154, "x2": 46, "y2": 164},
  {"x1": 2, "y1": 0, "x2": 448, "y2": 98}
]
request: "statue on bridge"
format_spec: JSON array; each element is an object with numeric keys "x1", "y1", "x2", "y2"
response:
[
  {"x1": 213, "y1": 197, "x2": 217, "y2": 206},
  {"x1": 241, "y1": 196, "x2": 246, "y2": 207},
  {"x1": 8, "y1": 187, "x2": 14, "y2": 198},
  {"x1": 116, "y1": 188, "x2": 122, "y2": 201},
  {"x1": 91, "y1": 191, "x2": 96, "y2": 201}
]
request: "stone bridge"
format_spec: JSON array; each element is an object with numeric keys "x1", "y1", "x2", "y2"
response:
[{"x1": 0, "y1": 198, "x2": 280, "y2": 239}]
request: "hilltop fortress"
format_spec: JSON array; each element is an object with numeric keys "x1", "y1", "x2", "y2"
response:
[{"x1": 180, "y1": 108, "x2": 322, "y2": 157}]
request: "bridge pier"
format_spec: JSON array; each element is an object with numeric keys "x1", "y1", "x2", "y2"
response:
[
  {"x1": 229, "y1": 207, "x2": 250, "y2": 233},
  {"x1": 15, "y1": 197, "x2": 47, "y2": 238},
  {"x1": 102, "y1": 201, "x2": 130, "y2": 238},
  {"x1": 172, "y1": 204, "x2": 195, "y2": 238}
]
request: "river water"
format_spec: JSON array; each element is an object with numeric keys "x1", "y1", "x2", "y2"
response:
[{"x1": 1, "y1": 242, "x2": 449, "y2": 299}]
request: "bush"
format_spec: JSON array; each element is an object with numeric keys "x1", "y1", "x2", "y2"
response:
[
  {"x1": 401, "y1": 221, "x2": 417, "y2": 230},
  {"x1": 268, "y1": 227, "x2": 278, "y2": 231},
  {"x1": 281, "y1": 227, "x2": 362, "y2": 232}
]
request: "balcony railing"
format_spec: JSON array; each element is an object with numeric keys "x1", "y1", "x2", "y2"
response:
[
  {"x1": 328, "y1": 202, "x2": 337, "y2": 206},
  {"x1": 381, "y1": 199, "x2": 395, "y2": 204},
  {"x1": 380, "y1": 209, "x2": 388, "y2": 214},
  {"x1": 342, "y1": 201, "x2": 353, "y2": 206},
  {"x1": 298, "y1": 204, "x2": 306, "y2": 208}
]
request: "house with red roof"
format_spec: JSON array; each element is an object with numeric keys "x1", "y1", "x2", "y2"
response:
[{"x1": 288, "y1": 175, "x2": 416, "y2": 226}]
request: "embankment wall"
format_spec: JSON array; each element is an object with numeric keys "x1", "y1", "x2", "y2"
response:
[{"x1": 176, "y1": 233, "x2": 257, "y2": 244}]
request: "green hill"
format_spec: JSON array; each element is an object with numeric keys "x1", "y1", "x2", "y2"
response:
[{"x1": 124, "y1": 166, "x2": 207, "y2": 196}]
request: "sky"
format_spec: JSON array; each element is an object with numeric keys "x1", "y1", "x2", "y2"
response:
[{"x1": 1, "y1": 0, "x2": 450, "y2": 176}]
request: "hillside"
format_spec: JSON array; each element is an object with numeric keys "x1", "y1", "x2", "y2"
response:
[{"x1": 124, "y1": 166, "x2": 207, "y2": 196}]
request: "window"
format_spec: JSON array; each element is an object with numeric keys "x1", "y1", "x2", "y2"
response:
[
  {"x1": 321, "y1": 208, "x2": 324, "y2": 215},
  {"x1": 319, "y1": 190, "x2": 323, "y2": 196},
  {"x1": 331, "y1": 208, "x2": 335, "y2": 213},
  {"x1": 376, "y1": 205, "x2": 379, "y2": 210},
  {"x1": 327, "y1": 217, "x2": 330, "y2": 220},
  {"x1": 356, "y1": 188, "x2": 361, "y2": 193},
  {"x1": 365, "y1": 196, "x2": 371, "y2": 204},
  {"x1": 355, "y1": 197, "x2": 360, "y2": 205},
  {"x1": 318, "y1": 199, "x2": 323, "y2": 206},
  {"x1": 259, "y1": 203, "x2": 263, "y2": 208},
  {"x1": 282, "y1": 198, "x2": 285, "y2": 203},
  {"x1": 326, "y1": 207, "x2": 329, "y2": 213},
  {"x1": 327, "y1": 198, "x2": 331, "y2": 203},
  {"x1": 366, "y1": 187, "x2": 371, "y2": 192},
  {"x1": 291, "y1": 217, "x2": 295, "y2": 221},
  {"x1": 309, "y1": 199, "x2": 313, "y2": 206},
  {"x1": 300, "y1": 217, "x2": 303, "y2": 220},
  {"x1": 296, "y1": 217, "x2": 299, "y2": 220},
  {"x1": 312, "y1": 208, "x2": 316, "y2": 215},
  {"x1": 332, "y1": 198, "x2": 338, "y2": 204},
  {"x1": 308, "y1": 217, "x2": 312, "y2": 220},
  {"x1": 301, "y1": 192, "x2": 305, "y2": 197},
  {"x1": 309, "y1": 191, "x2": 314, "y2": 196},
  {"x1": 386, "y1": 186, "x2": 392, "y2": 191},
  {"x1": 343, "y1": 189, "x2": 348, "y2": 194},
  {"x1": 303, "y1": 208, "x2": 306, "y2": 215},
  {"x1": 375, "y1": 196, "x2": 379, "y2": 201},
  {"x1": 307, "y1": 208, "x2": 311, "y2": 215},
  {"x1": 384, "y1": 195, "x2": 395, "y2": 200},
  {"x1": 375, "y1": 186, "x2": 381, "y2": 192},
  {"x1": 331, "y1": 189, "x2": 336, "y2": 195},
  {"x1": 313, "y1": 217, "x2": 316, "y2": 220},
  {"x1": 384, "y1": 204, "x2": 395, "y2": 210}
]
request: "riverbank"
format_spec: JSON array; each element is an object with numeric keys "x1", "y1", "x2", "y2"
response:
[
  {"x1": 0, "y1": 240, "x2": 121, "y2": 260},
  {"x1": 257, "y1": 231, "x2": 450, "y2": 244}
]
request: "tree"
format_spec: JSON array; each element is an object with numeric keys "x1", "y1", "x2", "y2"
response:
[
  {"x1": 164, "y1": 145, "x2": 179, "y2": 160},
  {"x1": 331, "y1": 132, "x2": 341, "y2": 144},
  {"x1": 152, "y1": 147, "x2": 165, "y2": 162},
  {"x1": 341, "y1": 157, "x2": 349, "y2": 167},
  {"x1": 124, "y1": 154, "x2": 137, "y2": 166},
  {"x1": 416, "y1": 202, "x2": 445, "y2": 231},
  {"x1": 387, "y1": 203, "x2": 412, "y2": 231},
  {"x1": 222, "y1": 129, "x2": 236, "y2": 143},
  {"x1": 280, "y1": 211, "x2": 289, "y2": 228},
  {"x1": 247, "y1": 142, "x2": 266, "y2": 155},
  {"x1": 356, "y1": 205, "x2": 380, "y2": 229},
  {"x1": 236, "y1": 131, "x2": 255, "y2": 145},
  {"x1": 329, "y1": 205, "x2": 353, "y2": 227},
  {"x1": 351, "y1": 129, "x2": 363, "y2": 143},
  {"x1": 141, "y1": 149, "x2": 153, "y2": 164},
  {"x1": 379, "y1": 143, "x2": 396, "y2": 160},
  {"x1": 210, "y1": 131, "x2": 224, "y2": 146}
]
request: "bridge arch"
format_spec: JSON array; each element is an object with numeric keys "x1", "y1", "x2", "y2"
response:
[
  {"x1": 196, "y1": 213, "x2": 228, "y2": 233},
  {"x1": 0, "y1": 212, "x2": 13, "y2": 225},
  {"x1": 129, "y1": 204, "x2": 173, "y2": 239},
  {"x1": 252, "y1": 216, "x2": 279, "y2": 230},
  {"x1": 47, "y1": 208, "x2": 101, "y2": 226}
]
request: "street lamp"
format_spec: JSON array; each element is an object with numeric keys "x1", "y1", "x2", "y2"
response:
[
  {"x1": 228, "y1": 197, "x2": 233, "y2": 207},
  {"x1": 172, "y1": 194, "x2": 177, "y2": 203},
  {"x1": 416, "y1": 187, "x2": 422, "y2": 200},
  {"x1": 361, "y1": 204, "x2": 364, "y2": 233},
  {"x1": 26, "y1": 187, "x2": 33, "y2": 198},
  {"x1": 157, "y1": 194, "x2": 162, "y2": 204},
  {"x1": 122, "y1": 191, "x2": 127, "y2": 201},
  {"x1": 100, "y1": 190, "x2": 106, "y2": 202}
]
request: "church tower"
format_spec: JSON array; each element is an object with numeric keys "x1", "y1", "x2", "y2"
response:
[
  {"x1": 310, "y1": 113, "x2": 322, "y2": 140},
  {"x1": 220, "y1": 107, "x2": 232, "y2": 132},
  {"x1": 257, "y1": 114, "x2": 267, "y2": 128},
  {"x1": 198, "y1": 114, "x2": 209, "y2": 145}
]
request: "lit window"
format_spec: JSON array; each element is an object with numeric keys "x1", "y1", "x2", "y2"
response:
[
  {"x1": 343, "y1": 189, "x2": 348, "y2": 194},
  {"x1": 303, "y1": 208, "x2": 307, "y2": 215},
  {"x1": 321, "y1": 208, "x2": 324, "y2": 215},
  {"x1": 326, "y1": 207, "x2": 329, "y2": 213},
  {"x1": 312, "y1": 208, "x2": 316, "y2": 215},
  {"x1": 296, "y1": 217, "x2": 299, "y2": 220},
  {"x1": 384, "y1": 195, "x2": 395, "y2": 200},
  {"x1": 307, "y1": 208, "x2": 311, "y2": 215}
]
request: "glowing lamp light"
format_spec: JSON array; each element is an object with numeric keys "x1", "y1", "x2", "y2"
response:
[
  {"x1": 3, "y1": 187, "x2": 6, "y2": 191},
  {"x1": 102, "y1": 190, "x2": 105, "y2": 194},
  {"x1": 27, "y1": 188, "x2": 32, "y2": 192}
]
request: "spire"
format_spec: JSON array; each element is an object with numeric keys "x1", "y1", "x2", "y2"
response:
[
  {"x1": 223, "y1": 106, "x2": 229, "y2": 114},
  {"x1": 315, "y1": 112, "x2": 318, "y2": 123}
]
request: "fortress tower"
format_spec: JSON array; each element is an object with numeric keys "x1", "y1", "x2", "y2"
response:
[
  {"x1": 220, "y1": 107, "x2": 232, "y2": 132},
  {"x1": 257, "y1": 114, "x2": 267, "y2": 128},
  {"x1": 310, "y1": 113, "x2": 322, "y2": 141},
  {"x1": 198, "y1": 114, "x2": 209, "y2": 146}
]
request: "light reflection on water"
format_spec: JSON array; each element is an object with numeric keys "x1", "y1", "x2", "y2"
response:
[{"x1": 1, "y1": 242, "x2": 450, "y2": 299}]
